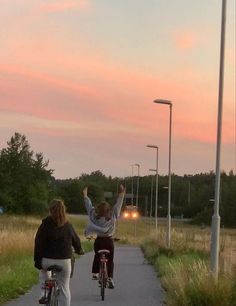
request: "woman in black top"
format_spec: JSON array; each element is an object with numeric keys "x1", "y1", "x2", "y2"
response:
[{"x1": 34, "y1": 199, "x2": 83, "y2": 306}]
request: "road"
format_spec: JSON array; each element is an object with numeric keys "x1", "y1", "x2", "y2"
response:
[{"x1": 4, "y1": 245, "x2": 165, "y2": 306}]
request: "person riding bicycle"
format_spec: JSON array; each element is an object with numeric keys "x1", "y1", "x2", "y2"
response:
[
  {"x1": 34, "y1": 198, "x2": 84, "y2": 306},
  {"x1": 83, "y1": 184, "x2": 125, "y2": 289}
]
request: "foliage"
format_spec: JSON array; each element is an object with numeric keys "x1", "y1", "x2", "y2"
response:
[
  {"x1": 0, "y1": 133, "x2": 235, "y2": 227},
  {"x1": 0, "y1": 133, "x2": 53, "y2": 214}
]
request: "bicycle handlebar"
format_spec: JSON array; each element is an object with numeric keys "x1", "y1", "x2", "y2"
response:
[{"x1": 86, "y1": 236, "x2": 120, "y2": 241}]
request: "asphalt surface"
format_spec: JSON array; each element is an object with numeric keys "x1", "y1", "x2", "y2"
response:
[{"x1": 4, "y1": 245, "x2": 165, "y2": 306}]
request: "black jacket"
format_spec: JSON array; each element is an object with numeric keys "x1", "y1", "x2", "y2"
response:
[{"x1": 34, "y1": 216, "x2": 82, "y2": 270}]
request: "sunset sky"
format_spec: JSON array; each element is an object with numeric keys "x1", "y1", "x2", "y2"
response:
[{"x1": 0, "y1": 0, "x2": 235, "y2": 179}]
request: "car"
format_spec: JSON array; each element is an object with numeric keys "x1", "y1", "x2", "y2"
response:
[{"x1": 122, "y1": 205, "x2": 139, "y2": 219}]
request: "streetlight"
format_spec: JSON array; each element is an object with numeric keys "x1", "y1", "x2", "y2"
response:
[
  {"x1": 149, "y1": 168, "x2": 157, "y2": 217},
  {"x1": 134, "y1": 164, "x2": 140, "y2": 208},
  {"x1": 131, "y1": 163, "x2": 140, "y2": 240},
  {"x1": 153, "y1": 98, "x2": 172, "y2": 248},
  {"x1": 185, "y1": 175, "x2": 191, "y2": 206},
  {"x1": 131, "y1": 164, "x2": 134, "y2": 205},
  {"x1": 147, "y1": 145, "x2": 159, "y2": 235},
  {"x1": 211, "y1": 0, "x2": 227, "y2": 279}
]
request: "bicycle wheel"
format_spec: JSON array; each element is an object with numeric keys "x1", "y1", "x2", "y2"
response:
[
  {"x1": 49, "y1": 286, "x2": 59, "y2": 306},
  {"x1": 100, "y1": 263, "x2": 105, "y2": 301}
]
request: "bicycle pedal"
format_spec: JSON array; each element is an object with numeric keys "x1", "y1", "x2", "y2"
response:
[{"x1": 38, "y1": 297, "x2": 48, "y2": 304}]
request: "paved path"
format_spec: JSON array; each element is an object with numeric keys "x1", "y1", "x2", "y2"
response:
[{"x1": 4, "y1": 245, "x2": 165, "y2": 306}]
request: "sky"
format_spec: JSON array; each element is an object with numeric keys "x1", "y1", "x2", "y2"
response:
[{"x1": 0, "y1": 0, "x2": 235, "y2": 179}]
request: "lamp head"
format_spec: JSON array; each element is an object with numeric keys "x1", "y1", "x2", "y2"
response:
[
  {"x1": 154, "y1": 99, "x2": 172, "y2": 105},
  {"x1": 147, "y1": 144, "x2": 158, "y2": 149},
  {"x1": 149, "y1": 168, "x2": 157, "y2": 172}
]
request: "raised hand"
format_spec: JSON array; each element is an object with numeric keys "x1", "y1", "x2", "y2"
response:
[
  {"x1": 83, "y1": 187, "x2": 88, "y2": 197},
  {"x1": 118, "y1": 184, "x2": 125, "y2": 194}
]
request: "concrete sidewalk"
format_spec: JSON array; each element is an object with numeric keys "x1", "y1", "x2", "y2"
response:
[{"x1": 4, "y1": 245, "x2": 165, "y2": 306}]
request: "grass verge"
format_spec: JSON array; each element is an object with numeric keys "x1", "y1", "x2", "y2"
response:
[
  {"x1": 141, "y1": 238, "x2": 236, "y2": 306},
  {"x1": 0, "y1": 243, "x2": 93, "y2": 305},
  {"x1": 0, "y1": 253, "x2": 37, "y2": 304}
]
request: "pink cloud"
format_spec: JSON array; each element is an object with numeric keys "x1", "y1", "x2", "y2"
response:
[
  {"x1": 173, "y1": 29, "x2": 200, "y2": 50},
  {"x1": 227, "y1": 48, "x2": 236, "y2": 65},
  {"x1": 0, "y1": 61, "x2": 220, "y2": 142},
  {"x1": 40, "y1": 0, "x2": 91, "y2": 13},
  {"x1": 0, "y1": 37, "x2": 234, "y2": 150},
  {"x1": 0, "y1": 64, "x2": 98, "y2": 97}
]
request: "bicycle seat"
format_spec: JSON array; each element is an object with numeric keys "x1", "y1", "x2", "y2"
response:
[
  {"x1": 98, "y1": 249, "x2": 110, "y2": 254},
  {"x1": 47, "y1": 265, "x2": 62, "y2": 272}
]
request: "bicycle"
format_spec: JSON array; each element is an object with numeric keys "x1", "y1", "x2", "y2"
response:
[
  {"x1": 98, "y1": 249, "x2": 110, "y2": 301},
  {"x1": 40, "y1": 265, "x2": 62, "y2": 306},
  {"x1": 87, "y1": 236, "x2": 118, "y2": 301}
]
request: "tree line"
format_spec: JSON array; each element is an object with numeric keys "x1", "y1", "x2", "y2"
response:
[{"x1": 0, "y1": 133, "x2": 235, "y2": 227}]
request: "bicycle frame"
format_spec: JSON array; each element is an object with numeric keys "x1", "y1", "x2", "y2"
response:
[
  {"x1": 86, "y1": 237, "x2": 113, "y2": 301},
  {"x1": 44, "y1": 265, "x2": 62, "y2": 306},
  {"x1": 98, "y1": 249, "x2": 110, "y2": 301}
]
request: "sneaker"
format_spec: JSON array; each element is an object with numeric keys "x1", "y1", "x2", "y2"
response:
[
  {"x1": 38, "y1": 296, "x2": 48, "y2": 304},
  {"x1": 107, "y1": 277, "x2": 114, "y2": 289},
  {"x1": 92, "y1": 273, "x2": 99, "y2": 280}
]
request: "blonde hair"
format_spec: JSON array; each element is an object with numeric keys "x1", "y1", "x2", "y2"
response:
[
  {"x1": 95, "y1": 201, "x2": 111, "y2": 218},
  {"x1": 49, "y1": 199, "x2": 67, "y2": 227}
]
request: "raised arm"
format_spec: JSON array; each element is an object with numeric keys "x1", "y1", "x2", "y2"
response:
[
  {"x1": 83, "y1": 187, "x2": 94, "y2": 215},
  {"x1": 112, "y1": 184, "x2": 125, "y2": 218}
]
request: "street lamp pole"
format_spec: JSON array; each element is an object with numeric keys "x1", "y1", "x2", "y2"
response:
[
  {"x1": 147, "y1": 145, "x2": 159, "y2": 235},
  {"x1": 131, "y1": 164, "x2": 134, "y2": 205},
  {"x1": 149, "y1": 168, "x2": 157, "y2": 217},
  {"x1": 134, "y1": 164, "x2": 140, "y2": 208},
  {"x1": 187, "y1": 175, "x2": 191, "y2": 206},
  {"x1": 154, "y1": 99, "x2": 172, "y2": 247},
  {"x1": 211, "y1": 0, "x2": 227, "y2": 279}
]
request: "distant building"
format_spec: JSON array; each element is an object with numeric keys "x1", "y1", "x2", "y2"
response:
[{"x1": 104, "y1": 191, "x2": 113, "y2": 199}]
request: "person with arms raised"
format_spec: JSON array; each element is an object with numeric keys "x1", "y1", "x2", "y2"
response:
[{"x1": 83, "y1": 184, "x2": 125, "y2": 289}]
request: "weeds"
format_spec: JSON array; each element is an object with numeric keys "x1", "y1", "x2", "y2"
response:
[
  {"x1": 0, "y1": 215, "x2": 235, "y2": 305},
  {"x1": 142, "y1": 237, "x2": 236, "y2": 306}
]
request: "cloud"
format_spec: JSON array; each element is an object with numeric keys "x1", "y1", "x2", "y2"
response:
[
  {"x1": 0, "y1": 60, "x2": 228, "y2": 148},
  {"x1": 172, "y1": 29, "x2": 200, "y2": 50},
  {"x1": 40, "y1": 0, "x2": 91, "y2": 13},
  {"x1": 0, "y1": 30, "x2": 234, "y2": 154}
]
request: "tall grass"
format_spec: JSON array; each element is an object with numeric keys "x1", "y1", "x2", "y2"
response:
[
  {"x1": 141, "y1": 221, "x2": 236, "y2": 306},
  {"x1": 0, "y1": 215, "x2": 235, "y2": 305}
]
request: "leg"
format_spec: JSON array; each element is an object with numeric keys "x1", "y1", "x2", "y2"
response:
[
  {"x1": 39, "y1": 265, "x2": 51, "y2": 299},
  {"x1": 106, "y1": 239, "x2": 114, "y2": 278},
  {"x1": 56, "y1": 259, "x2": 71, "y2": 306},
  {"x1": 92, "y1": 239, "x2": 101, "y2": 274}
]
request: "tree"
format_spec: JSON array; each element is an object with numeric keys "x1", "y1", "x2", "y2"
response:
[{"x1": 0, "y1": 132, "x2": 53, "y2": 213}]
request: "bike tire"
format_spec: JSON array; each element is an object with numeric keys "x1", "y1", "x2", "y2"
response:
[
  {"x1": 100, "y1": 263, "x2": 105, "y2": 301},
  {"x1": 45, "y1": 287, "x2": 52, "y2": 306},
  {"x1": 49, "y1": 286, "x2": 59, "y2": 306}
]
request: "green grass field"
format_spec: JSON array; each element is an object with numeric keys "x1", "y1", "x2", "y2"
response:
[{"x1": 0, "y1": 215, "x2": 235, "y2": 305}]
